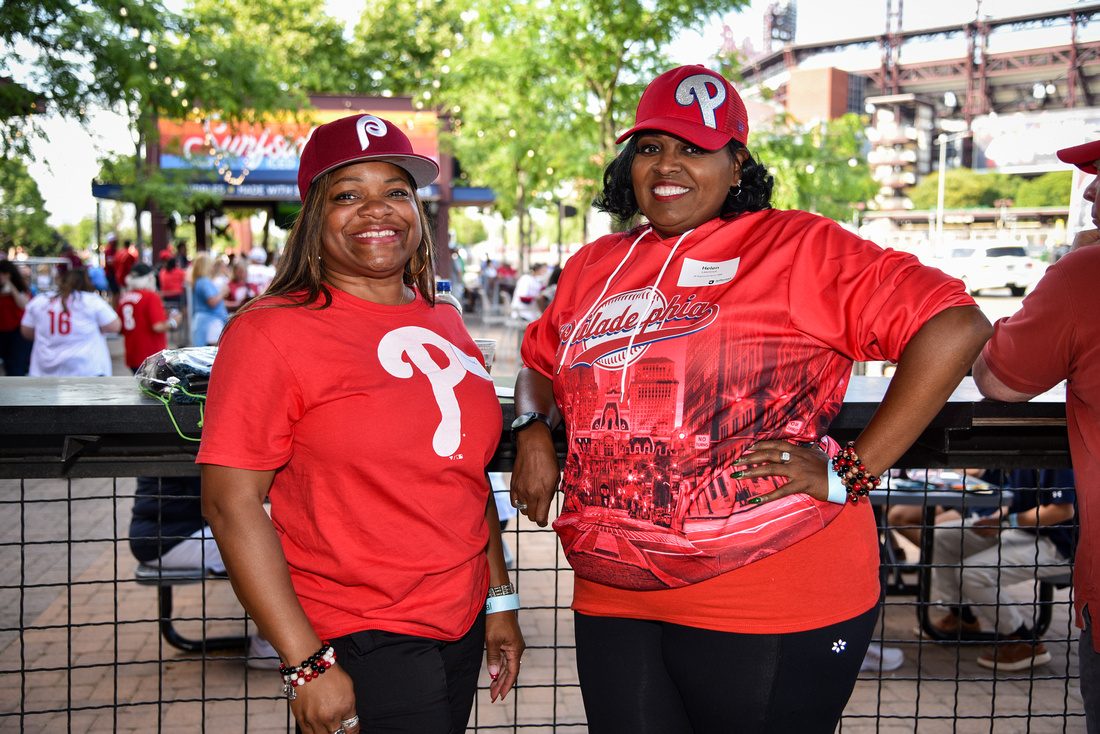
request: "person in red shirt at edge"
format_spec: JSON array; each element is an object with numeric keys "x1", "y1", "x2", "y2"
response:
[
  {"x1": 101, "y1": 233, "x2": 121, "y2": 309},
  {"x1": 198, "y1": 113, "x2": 524, "y2": 734},
  {"x1": 117, "y1": 263, "x2": 178, "y2": 373},
  {"x1": 157, "y1": 256, "x2": 186, "y2": 312},
  {"x1": 973, "y1": 137, "x2": 1100, "y2": 729},
  {"x1": 509, "y1": 64, "x2": 993, "y2": 734},
  {"x1": 113, "y1": 239, "x2": 137, "y2": 294}
]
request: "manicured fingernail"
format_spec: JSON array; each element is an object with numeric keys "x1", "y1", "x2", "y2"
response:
[
  {"x1": 731, "y1": 471, "x2": 744, "y2": 479},
  {"x1": 748, "y1": 497, "x2": 763, "y2": 504},
  {"x1": 488, "y1": 665, "x2": 499, "y2": 680}
]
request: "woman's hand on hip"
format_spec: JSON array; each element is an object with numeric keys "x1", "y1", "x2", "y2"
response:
[
  {"x1": 485, "y1": 610, "x2": 526, "y2": 702},
  {"x1": 733, "y1": 440, "x2": 830, "y2": 504},
  {"x1": 290, "y1": 664, "x2": 360, "y2": 734},
  {"x1": 510, "y1": 427, "x2": 561, "y2": 527}
]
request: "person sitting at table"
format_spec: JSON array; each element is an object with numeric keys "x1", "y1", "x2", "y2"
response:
[
  {"x1": 929, "y1": 468, "x2": 1075, "y2": 671},
  {"x1": 128, "y1": 476, "x2": 279, "y2": 668}
]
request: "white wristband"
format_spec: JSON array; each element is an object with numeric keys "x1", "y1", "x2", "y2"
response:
[
  {"x1": 485, "y1": 592, "x2": 520, "y2": 614},
  {"x1": 826, "y1": 470, "x2": 848, "y2": 504}
]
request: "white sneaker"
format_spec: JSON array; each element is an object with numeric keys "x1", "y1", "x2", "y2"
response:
[
  {"x1": 246, "y1": 634, "x2": 282, "y2": 670},
  {"x1": 861, "y1": 643, "x2": 904, "y2": 672}
]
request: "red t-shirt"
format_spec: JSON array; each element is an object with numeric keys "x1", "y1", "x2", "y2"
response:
[
  {"x1": 158, "y1": 268, "x2": 186, "y2": 299},
  {"x1": 982, "y1": 246, "x2": 1100, "y2": 645},
  {"x1": 117, "y1": 289, "x2": 168, "y2": 369},
  {"x1": 196, "y1": 288, "x2": 503, "y2": 641},
  {"x1": 0, "y1": 292, "x2": 24, "y2": 332},
  {"x1": 522, "y1": 209, "x2": 975, "y2": 633},
  {"x1": 114, "y1": 247, "x2": 136, "y2": 283}
]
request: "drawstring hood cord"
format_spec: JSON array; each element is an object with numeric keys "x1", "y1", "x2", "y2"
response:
[{"x1": 555, "y1": 225, "x2": 695, "y2": 398}]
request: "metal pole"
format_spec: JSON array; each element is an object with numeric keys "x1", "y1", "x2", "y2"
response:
[{"x1": 935, "y1": 133, "x2": 947, "y2": 258}]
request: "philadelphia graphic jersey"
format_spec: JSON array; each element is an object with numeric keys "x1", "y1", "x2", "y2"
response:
[{"x1": 522, "y1": 209, "x2": 974, "y2": 591}]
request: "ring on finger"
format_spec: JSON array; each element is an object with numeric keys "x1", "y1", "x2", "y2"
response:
[
  {"x1": 514, "y1": 499, "x2": 528, "y2": 510},
  {"x1": 342, "y1": 716, "x2": 360, "y2": 729},
  {"x1": 780, "y1": 451, "x2": 791, "y2": 463}
]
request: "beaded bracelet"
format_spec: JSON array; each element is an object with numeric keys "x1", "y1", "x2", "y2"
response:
[
  {"x1": 279, "y1": 642, "x2": 336, "y2": 700},
  {"x1": 830, "y1": 442, "x2": 880, "y2": 503}
]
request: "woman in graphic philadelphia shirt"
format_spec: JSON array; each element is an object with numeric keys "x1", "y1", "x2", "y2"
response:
[
  {"x1": 198, "y1": 114, "x2": 523, "y2": 734},
  {"x1": 510, "y1": 65, "x2": 992, "y2": 733}
]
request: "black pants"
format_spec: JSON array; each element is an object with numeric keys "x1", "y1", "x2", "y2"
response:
[
  {"x1": 326, "y1": 612, "x2": 485, "y2": 734},
  {"x1": 574, "y1": 604, "x2": 878, "y2": 734}
]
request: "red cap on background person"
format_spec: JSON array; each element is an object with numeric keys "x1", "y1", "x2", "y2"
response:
[
  {"x1": 616, "y1": 64, "x2": 749, "y2": 150},
  {"x1": 1057, "y1": 139, "x2": 1100, "y2": 174},
  {"x1": 296, "y1": 114, "x2": 439, "y2": 201}
]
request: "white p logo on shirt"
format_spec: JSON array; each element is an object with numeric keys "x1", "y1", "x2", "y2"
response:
[{"x1": 377, "y1": 326, "x2": 489, "y2": 457}]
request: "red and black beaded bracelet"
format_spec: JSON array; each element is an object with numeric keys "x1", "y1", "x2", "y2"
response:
[
  {"x1": 280, "y1": 642, "x2": 336, "y2": 700},
  {"x1": 830, "y1": 442, "x2": 880, "y2": 503}
]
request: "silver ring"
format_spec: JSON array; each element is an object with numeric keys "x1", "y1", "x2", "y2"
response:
[
  {"x1": 780, "y1": 451, "x2": 791, "y2": 463},
  {"x1": 333, "y1": 729, "x2": 345, "y2": 734},
  {"x1": 342, "y1": 716, "x2": 359, "y2": 729},
  {"x1": 514, "y1": 501, "x2": 528, "y2": 511}
]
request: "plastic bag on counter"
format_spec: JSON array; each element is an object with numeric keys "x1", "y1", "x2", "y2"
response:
[{"x1": 135, "y1": 347, "x2": 217, "y2": 404}]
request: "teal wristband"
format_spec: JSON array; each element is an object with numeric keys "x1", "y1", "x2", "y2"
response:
[
  {"x1": 485, "y1": 593, "x2": 520, "y2": 614},
  {"x1": 1007, "y1": 513, "x2": 1020, "y2": 528},
  {"x1": 826, "y1": 470, "x2": 848, "y2": 504}
]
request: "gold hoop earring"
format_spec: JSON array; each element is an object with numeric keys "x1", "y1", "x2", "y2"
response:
[{"x1": 406, "y1": 253, "x2": 427, "y2": 277}]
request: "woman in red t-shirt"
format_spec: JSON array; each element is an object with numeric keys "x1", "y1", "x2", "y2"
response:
[
  {"x1": 198, "y1": 114, "x2": 524, "y2": 734},
  {"x1": 0, "y1": 259, "x2": 33, "y2": 376}
]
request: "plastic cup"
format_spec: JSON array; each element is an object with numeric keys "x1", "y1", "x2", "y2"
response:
[{"x1": 473, "y1": 338, "x2": 497, "y2": 374}]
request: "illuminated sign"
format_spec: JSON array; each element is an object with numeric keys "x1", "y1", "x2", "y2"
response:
[{"x1": 157, "y1": 109, "x2": 440, "y2": 184}]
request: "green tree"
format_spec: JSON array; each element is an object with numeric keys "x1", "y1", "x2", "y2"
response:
[
  {"x1": 3, "y1": 0, "x2": 309, "y2": 237},
  {"x1": 0, "y1": 157, "x2": 54, "y2": 254},
  {"x1": 750, "y1": 113, "x2": 879, "y2": 222},
  {"x1": 1015, "y1": 171, "x2": 1072, "y2": 207},
  {"x1": 450, "y1": 208, "x2": 489, "y2": 248},
  {"x1": 437, "y1": 0, "x2": 750, "y2": 266},
  {"x1": 906, "y1": 168, "x2": 1020, "y2": 209},
  {"x1": 56, "y1": 217, "x2": 97, "y2": 254},
  {"x1": 350, "y1": 0, "x2": 468, "y2": 99},
  {"x1": 187, "y1": 0, "x2": 357, "y2": 95}
]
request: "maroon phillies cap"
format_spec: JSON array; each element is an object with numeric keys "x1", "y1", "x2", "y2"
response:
[
  {"x1": 616, "y1": 65, "x2": 749, "y2": 149},
  {"x1": 296, "y1": 113, "x2": 439, "y2": 201},
  {"x1": 1057, "y1": 139, "x2": 1100, "y2": 174}
]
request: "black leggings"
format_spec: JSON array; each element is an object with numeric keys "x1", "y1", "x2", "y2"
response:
[
  {"x1": 325, "y1": 612, "x2": 485, "y2": 733},
  {"x1": 574, "y1": 605, "x2": 879, "y2": 734}
]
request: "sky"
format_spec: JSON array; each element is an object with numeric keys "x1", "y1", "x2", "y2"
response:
[{"x1": 22, "y1": 0, "x2": 1090, "y2": 228}]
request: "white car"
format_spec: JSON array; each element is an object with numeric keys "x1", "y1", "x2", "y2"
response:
[{"x1": 932, "y1": 243, "x2": 1045, "y2": 296}]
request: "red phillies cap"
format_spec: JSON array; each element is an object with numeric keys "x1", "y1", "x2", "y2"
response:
[
  {"x1": 616, "y1": 65, "x2": 749, "y2": 149},
  {"x1": 296, "y1": 113, "x2": 439, "y2": 201},
  {"x1": 1057, "y1": 139, "x2": 1100, "y2": 174}
]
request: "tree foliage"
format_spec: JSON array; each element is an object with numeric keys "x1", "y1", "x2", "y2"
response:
[
  {"x1": 0, "y1": 157, "x2": 54, "y2": 254},
  {"x1": 749, "y1": 113, "x2": 879, "y2": 223},
  {"x1": 1015, "y1": 171, "x2": 1072, "y2": 208},
  {"x1": 905, "y1": 168, "x2": 1021, "y2": 210}
]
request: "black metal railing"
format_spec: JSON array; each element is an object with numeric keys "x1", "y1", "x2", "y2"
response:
[{"x1": 0, "y1": 376, "x2": 1083, "y2": 732}]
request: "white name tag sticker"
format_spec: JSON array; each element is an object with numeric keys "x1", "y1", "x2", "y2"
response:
[{"x1": 677, "y1": 257, "x2": 740, "y2": 287}]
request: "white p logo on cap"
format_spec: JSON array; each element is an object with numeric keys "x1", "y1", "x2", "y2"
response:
[
  {"x1": 675, "y1": 74, "x2": 726, "y2": 130},
  {"x1": 356, "y1": 114, "x2": 387, "y2": 151}
]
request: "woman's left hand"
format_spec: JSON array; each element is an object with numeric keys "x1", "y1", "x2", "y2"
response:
[
  {"x1": 485, "y1": 610, "x2": 525, "y2": 702},
  {"x1": 733, "y1": 439, "x2": 830, "y2": 504}
]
